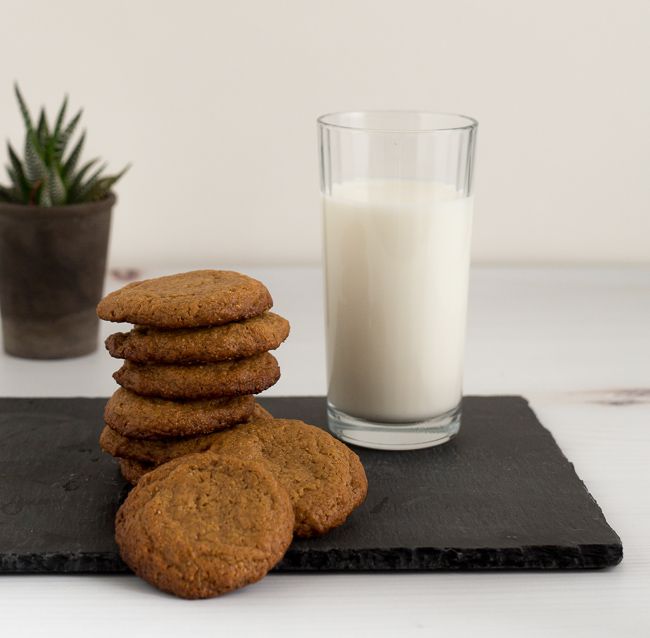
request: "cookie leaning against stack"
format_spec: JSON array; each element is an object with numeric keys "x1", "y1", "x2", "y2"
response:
[{"x1": 97, "y1": 270, "x2": 367, "y2": 599}]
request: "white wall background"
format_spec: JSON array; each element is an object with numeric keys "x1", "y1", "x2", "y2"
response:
[{"x1": 1, "y1": 0, "x2": 649, "y2": 267}]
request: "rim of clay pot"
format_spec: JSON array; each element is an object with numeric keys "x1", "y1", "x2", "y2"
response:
[{"x1": 0, "y1": 192, "x2": 116, "y2": 216}]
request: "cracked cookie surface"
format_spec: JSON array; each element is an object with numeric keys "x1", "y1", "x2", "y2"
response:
[
  {"x1": 115, "y1": 453, "x2": 294, "y2": 599},
  {"x1": 97, "y1": 270, "x2": 272, "y2": 328},
  {"x1": 113, "y1": 352, "x2": 280, "y2": 399},
  {"x1": 210, "y1": 418, "x2": 368, "y2": 537},
  {"x1": 106, "y1": 312, "x2": 289, "y2": 364},
  {"x1": 104, "y1": 389, "x2": 255, "y2": 439}
]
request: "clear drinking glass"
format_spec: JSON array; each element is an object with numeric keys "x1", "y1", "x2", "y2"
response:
[{"x1": 319, "y1": 111, "x2": 478, "y2": 450}]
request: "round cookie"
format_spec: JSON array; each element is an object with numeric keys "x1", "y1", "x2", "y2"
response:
[
  {"x1": 119, "y1": 458, "x2": 152, "y2": 485},
  {"x1": 113, "y1": 352, "x2": 280, "y2": 400},
  {"x1": 115, "y1": 453, "x2": 294, "y2": 599},
  {"x1": 105, "y1": 389, "x2": 255, "y2": 439},
  {"x1": 97, "y1": 270, "x2": 272, "y2": 328},
  {"x1": 106, "y1": 312, "x2": 290, "y2": 364},
  {"x1": 210, "y1": 419, "x2": 368, "y2": 537},
  {"x1": 100, "y1": 403, "x2": 273, "y2": 465}
]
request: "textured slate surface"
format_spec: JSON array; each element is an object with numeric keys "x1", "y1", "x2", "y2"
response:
[{"x1": 0, "y1": 396, "x2": 622, "y2": 573}]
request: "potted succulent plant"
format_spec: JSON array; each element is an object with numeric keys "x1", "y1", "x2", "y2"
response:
[{"x1": 0, "y1": 85, "x2": 129, "y2": 359}]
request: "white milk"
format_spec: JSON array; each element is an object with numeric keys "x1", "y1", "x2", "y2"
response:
[{"x1": 323, "y1": 180, "x2": 473, "y2": 423}]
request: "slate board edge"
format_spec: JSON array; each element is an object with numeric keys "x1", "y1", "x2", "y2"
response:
[{"x1": 0, "y1": 540, "x2": 623, "y2": 574}]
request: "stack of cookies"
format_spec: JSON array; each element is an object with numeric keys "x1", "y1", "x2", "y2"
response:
[
  {"x1": 97, "y1": 270, "x2": 289, "y2": 480},
  {"x1": 96, "y1": 270, "x2": 368, "y2": 600}
]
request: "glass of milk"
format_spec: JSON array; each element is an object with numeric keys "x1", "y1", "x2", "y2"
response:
[{"x1": 318, "y1": 111, "x2": 478, "y2": 450}]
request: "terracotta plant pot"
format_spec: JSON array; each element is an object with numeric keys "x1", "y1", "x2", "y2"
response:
[{"x1": 0, "y1": 194, "x2": 114, "y2": 359}]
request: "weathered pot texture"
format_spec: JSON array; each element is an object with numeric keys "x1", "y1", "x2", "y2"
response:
[{"x1": 0, "y1": 194, "x2": 114, "y2": 359}]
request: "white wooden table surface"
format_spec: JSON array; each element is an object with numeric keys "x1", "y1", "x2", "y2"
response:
[{"x1": 0, "y1": 266, "x2": 648, "y2": 638}]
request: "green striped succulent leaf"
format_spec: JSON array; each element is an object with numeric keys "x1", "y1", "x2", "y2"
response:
[
  {"x1": 38, "y1": 177, "x2": 52, "y2": 206},
  {"x1": 1, "y1": 85, "x2": 128, "y2": 205},
  {"x1": 24, "y1": 131, "x2": 47, "y2": 182},
  {"x1": 61, "y1": 131, "x2": 85, "y2": 181},
  {"x1": 54, "y1": 108, "x2": 82, "y2": 160},
  {"x1": 47, "y1": 165, "x2": 66, "y2": 205},
  {"x1": 36, "y1": 109, "x2": 50, "y2": 152},
  {"x1": 72, "y1": 162, "x2": 106, "y2": 202},
  {"x1": 14, "y1": 84, "x2": 34, "y2": 134},
  {"x1": 7, "y1": 142, "x2": 30, "y2": 198}
]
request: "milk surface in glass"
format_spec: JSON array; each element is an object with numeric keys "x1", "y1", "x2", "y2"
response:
[{"x1": 324, "y1": 179, "x2": 473, "y2": 423}]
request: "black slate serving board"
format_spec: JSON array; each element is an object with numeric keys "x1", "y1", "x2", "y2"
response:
[{"x1": 0, "y1": 396, "x2": 621, "y2": 573}]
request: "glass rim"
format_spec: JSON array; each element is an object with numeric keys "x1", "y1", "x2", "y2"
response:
[{"x1": 317, "y1": 110, "x2": 478, "y2": 133}]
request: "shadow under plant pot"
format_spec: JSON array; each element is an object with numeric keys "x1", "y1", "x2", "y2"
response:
[{"x1": 0, "y1": 193, "x2": 114, "y2": 359}]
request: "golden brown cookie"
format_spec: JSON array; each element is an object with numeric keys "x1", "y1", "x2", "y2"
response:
[
  {"x1": 97, "y1": 270, "x2": 272, "y2": 328},
  {"x1": 106, "y1": 312, "x2": 290, "y2": 364},
  {"x1": 119, "y1": 458, "x2": 152, "y2": 485},
  {"x1": 104, "y1": 388, "x2": 255, "y2": 439},
  {"x1": 113, "y1": 352, "x2": 280, "y2": 399},
  {"x1": 100, "y1": 403, "x2": 273, "y2": 465},
  {"x1": 115, "y1": 453, "x2": 294, "y2": 599},
  {"x1": 210, "y1": 419, "x2": 368, "y2": 537}
]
